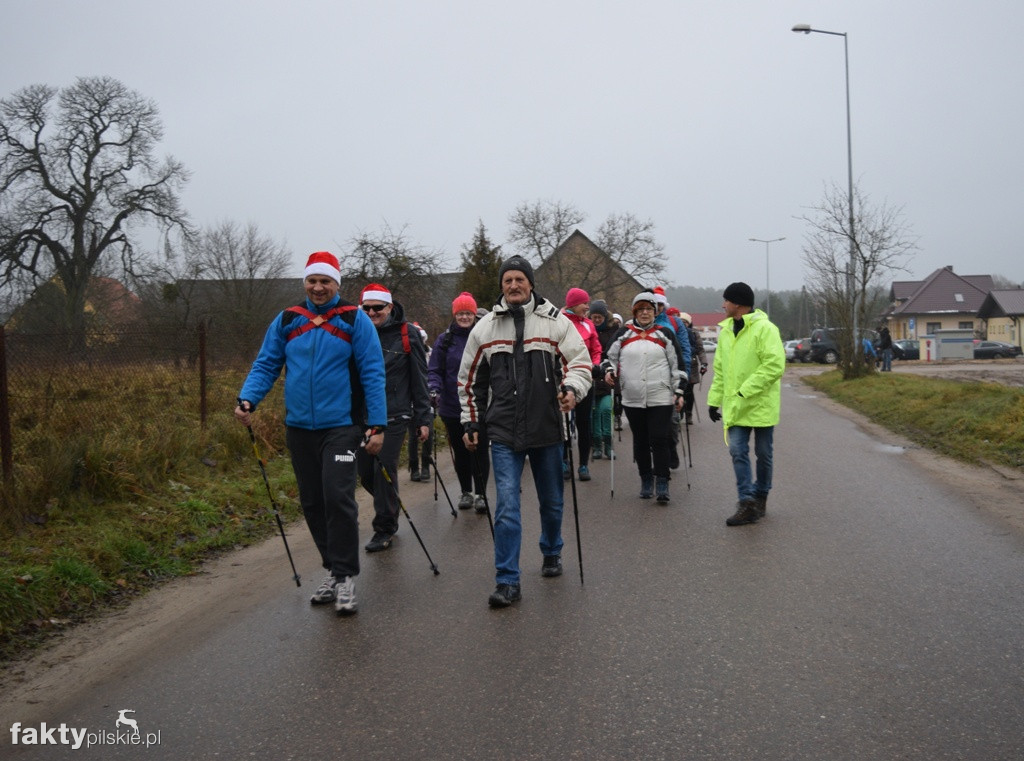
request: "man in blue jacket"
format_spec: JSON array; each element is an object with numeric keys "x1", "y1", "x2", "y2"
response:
[{"x1": 236, "y1": 251, "x2": 387, "y2": 616}]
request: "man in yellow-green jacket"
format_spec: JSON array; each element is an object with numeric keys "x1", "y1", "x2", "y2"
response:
[{"x1": 707, "y1": 282, "x2": 785, "y2": 526}]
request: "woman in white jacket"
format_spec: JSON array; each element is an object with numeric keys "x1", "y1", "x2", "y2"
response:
[{"x1": 604, "y1": 292, "x2": 685, "y2": 502}]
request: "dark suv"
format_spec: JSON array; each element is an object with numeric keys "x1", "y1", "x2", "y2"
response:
[{"x1": 808, "y1": 327, "x2": 878, "y2": 364}]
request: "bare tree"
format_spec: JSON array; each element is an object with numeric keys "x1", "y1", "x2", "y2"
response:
[
  {"x1": 506, "y1": 200, "x2": 586, "y2": 264},
  {"x1": 595, "y1": 212, "x2": 668, "y2": 287},
  {"x1": 341, "y1": 222, "x2": 446, "y2": 295},
  {"x1": 799, "y1": 181, "x2": 917, "y2": 378},
  {"x1": 0, "y1": 77, "x2": 191, "y2": 344}
]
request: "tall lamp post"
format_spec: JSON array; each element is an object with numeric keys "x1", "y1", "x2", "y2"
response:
[
  {"x1": 748, "y1": 237, "x2": 784, "y2": 318},
  {"x1": 792, "y1": 23, "x2": 858, "y2": 356}
]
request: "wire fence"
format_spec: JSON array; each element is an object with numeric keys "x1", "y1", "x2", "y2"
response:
[{"x1": 0, "y1": 323, "x2": 256, "y2": 493}]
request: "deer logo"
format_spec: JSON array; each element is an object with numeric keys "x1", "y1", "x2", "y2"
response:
[{"x1": 115, "y1": 709, "x2": 139, "y2": 735}]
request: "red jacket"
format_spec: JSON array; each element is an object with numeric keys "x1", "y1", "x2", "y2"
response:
[{"x1": 564, "y1": 310, "x2": 602, "y2": 365}]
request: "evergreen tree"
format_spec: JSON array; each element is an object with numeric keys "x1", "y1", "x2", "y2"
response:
[{"x1": 457, "y1": 221, "x2": 503, "y2": 309}]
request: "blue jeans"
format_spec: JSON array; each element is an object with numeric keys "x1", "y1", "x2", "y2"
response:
[
  {"x1": 881, "y1": 348, "x2": 893, "y2": 372},
  {"x1": 727, "y1": 425, "x2": 774, "y2": 503},
  {"x1": 490, "y1": 441, "x2": 564, "y2": 585}
]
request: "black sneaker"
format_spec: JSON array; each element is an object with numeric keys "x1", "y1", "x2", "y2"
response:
[
  {"x1": 488, "y1": 583, "x2": 522, "y2": 607},
  {"x1": 457, "y1": 492, "x2": 474, "y2": 510},
  {"x1": 640, "y1": 474, "x2": 654, "y2": 499},
  {"x1": 473, "y1": 494, "x2": 488, "y2": 514},
  {"x1": 410, "y1": 469, "x2": 422, "y2": 482},
  {"x1": 541, "y1": 555, "x2": 563, "y2": 577},
  {"x1": 364, "y1": 531, "x2": 394, "y2": 552},
  {"x1": 726, "y1": 499, "x2": 760, "y2": 526},
  {"x1": 754, "y1": 494, "x2": 767, "y2": 518},
  {"x1": 655, "y1": 477, "x2": 670, "y2": 503},
  {"x1": 419, "y1": 466, "x2": 431, "y2": 482}
]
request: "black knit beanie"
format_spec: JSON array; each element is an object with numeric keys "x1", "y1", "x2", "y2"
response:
[
  {"x1": 723, "y1": 281, "x2": 755, "y2": 308},
  {"x1": 498, "y1": 256, "x2": 535, "y2": 288}
]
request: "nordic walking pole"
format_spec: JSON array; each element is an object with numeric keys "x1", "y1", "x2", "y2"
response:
[
  {"x1": 685, "y1": 408, "x2": 693, "y2": 468},
  {"x1": 608, "y1": 403, "x2": 615, "y2": 499},
  {"x1": 237, "y1": 399, "x2": 301, "y2": 587},
  {"x1": 428, "y1": 410, "x2": 457, "y2": 517},
  {"x1": 375, "y1": 456, "x2": 440, "y2": 575},
  {"x1": 561, "y1": 386, "x2": 584, "y2": 585}
]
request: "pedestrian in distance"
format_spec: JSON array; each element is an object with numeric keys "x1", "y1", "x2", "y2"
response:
[
  {"x1": 588, "y1": 299, "x2": 621, "y2": 460},
  {"x1": 670, "y1": 309, "x2": 708, "y2": 425},
  {"x1": 236, "y1": 251, "x2": 388, "y2": 616},
  {"x1": 562, "y1": 287, "x2": 602, "y2": 482},
  {"x1": 408, "y1": 322, "x2": 435, "y2": 481},
  {"x1": 356, "y1": 283, "x2": 433, "y2": 554},
  {"x1": 603, "y1": 292, "x2": 687, "y2": 503},
  {"x1": 428, "y1": 291, "x2": 490, "y2": 513},
  {"x1": 458, "y1": 255, "x2": 593, "y2": 608},
  {"x1": 878, "y1": 324, "x2": 893, "y2": 372},
  {"x1": 706, "y1": 282, "x2": 785, "y2": 526}
]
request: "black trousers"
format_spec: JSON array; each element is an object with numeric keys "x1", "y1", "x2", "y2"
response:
[
  {"x1": 408, "y1": 420, "x2": 433, "y2": 471},
  {"x1": 624, "y1": 405, "x2": 674, "y2": 478},
  {"x1": 287, "y1": 425, "x2": 363, "y2": 579},
  {"x1": 442, "y1": 416, "x2": 489, "y2": 495},
  {"x1": 356, "y1": 419, "x2": 408, "y2": 535}
]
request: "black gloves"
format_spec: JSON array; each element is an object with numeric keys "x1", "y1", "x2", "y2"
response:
[
  {"x1": 699, "y1": 363, "x2": 708, "y2": 376},
  {"x1": 708, "y1": 406, "x2": 721, "y2": 422}
]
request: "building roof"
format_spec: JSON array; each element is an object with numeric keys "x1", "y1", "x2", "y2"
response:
[
  {"x1": 977, "y1": 288, "x2": 1024, "y2": 319},
  {"x1": 687, "y1": 311, "x2": 726, "y2": 328},
  {"x1": 890, "y1": 266, "x2": 993, "y2": 315}
]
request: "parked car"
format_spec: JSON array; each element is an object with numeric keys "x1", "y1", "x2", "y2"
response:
[
  {"x1": 808, "y1": 327, "x2": 878, "y2": 364},
  {"x1": 784, "y1": 339, "x2": 800, "y2": 361},
  {"x1": 791, "y1": 337, "x2": 812, "y2": 363},
  {"x1": 702, "y1": 339, "x2": 716, "y2": 353},
  {"x1": 891, "y1": 339, "x2": 920, "y2": 361},
  {"x1": 972, "y1": 340, "x2": 1023, "y2": 359}
]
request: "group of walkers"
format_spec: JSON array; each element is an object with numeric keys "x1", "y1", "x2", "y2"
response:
[{"x1": 234, "y1": 250, "x2": 785, "y2": 613}]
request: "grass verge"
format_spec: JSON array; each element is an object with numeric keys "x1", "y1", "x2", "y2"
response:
[{"x1": 802, "y1": 371, "x2": 1024, "y2": 469}]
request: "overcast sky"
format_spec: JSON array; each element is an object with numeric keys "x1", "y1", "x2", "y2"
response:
[{"x1": 3, "y1": 1, "x2": 1022, "y2": 294}]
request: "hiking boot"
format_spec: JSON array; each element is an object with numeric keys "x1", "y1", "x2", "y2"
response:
[
  {"x1": 334, "y1": 575, "x2": 357, "y2": 615},
  {"x1": 541, "y1": 555, "x2": 563, "y2": 577},
  {"x1": 419, "y1": 466, "x2": 431, "y2": 482},
  {"x1": 640, "y1": 474, "x2": 654, "y2": 499},
  {"x1": 592, "y1": 447, "x2": 603, "y2": 460},
  {"x1": 655, "y1": 477, "x2": 670, "y2": 503},
  {"x1": 685, "y1": 412, "x2": 693, "y2": 425},
  {"x1": 488, "y1": 583, "x2": 522, "y2": 608},
  {"x1": 410, "y1": 469, "x2": 422, "y2": 482},
  {"x1": 310, "y1": 574, "x2": 336, "y2": 605},
  {"x1": 669, "y1": 447, "x2": 680, "y2": 470},
  {"x1": 473, "y1": 494, "x2": 488, "y2": 514},
  {"x1": 726, "y1": 499, "x2": 760, "y2": 526},
  {"x1": 754, "y1": 494, "x2": 767, "y2": 518},
  {"x1": 364, "y1": 531, "x2": 394, "y2": 552},
  {"x1": 578, "y1": 465, "x2": 591, "y2": 481},
  {"x1": 458, "y1": 492, "x2": 474, "y2": 510}
]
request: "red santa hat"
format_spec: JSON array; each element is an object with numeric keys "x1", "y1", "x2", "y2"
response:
[
  {"x1": 652, "y1": 285, "x2": 668, "y2": 305},
  {"x1": 304, "y1": 251, "x2": 340, "y2": 283},
  {"x1": 360, "y1": 283, "x2": 393, "y2": 304}
]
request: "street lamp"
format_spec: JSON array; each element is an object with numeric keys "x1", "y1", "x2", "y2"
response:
[
  {"x1": 792, "y1": 23, "x2": 859, "y2": 356},
  {"x1": 745, "y1": 240, "x2": 782, "y2": 317},
  {"x1": 745, "y1": 236, "x2": 782, "y2": 317}
]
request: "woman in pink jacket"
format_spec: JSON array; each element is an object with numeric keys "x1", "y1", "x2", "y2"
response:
[{"x1": 562, "y1": 287, "x2": 602, "y2": 481}]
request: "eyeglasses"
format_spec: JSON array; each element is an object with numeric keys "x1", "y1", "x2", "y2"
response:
[
  {"x1": 634, "y1": 306, "x2": 655, "y2": 312},
  {"x1": 361, "y1": 304, "x2": 389, "y2": 313}
]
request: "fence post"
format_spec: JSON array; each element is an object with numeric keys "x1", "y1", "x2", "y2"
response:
[
  {"x1": 199, "y1": 321, "x2": 208, "y2": 427},
  {"x1": 0, "y1": 325, "x2": 13, "y2": 485}
]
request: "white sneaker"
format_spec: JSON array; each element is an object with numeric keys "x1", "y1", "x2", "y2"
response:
[
  {"x1": 334, "y1": 575, "x2": 357, "y2": 615},
  {"x1": 309, "y1": 574, "x2": 336, "y2": 605}
]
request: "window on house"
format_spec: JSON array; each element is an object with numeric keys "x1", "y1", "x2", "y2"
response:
[
  {"x1": 927, "y1": 322, "x2": 942, "y2": 334},
  {"x1": 959, "y1": 321, "x2": 973, "y2": 330},
  {"x1": 954, "y1": 293, "x2": 964, "y2": 302}
]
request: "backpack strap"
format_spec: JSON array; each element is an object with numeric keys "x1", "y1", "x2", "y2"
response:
[
  {"x1": 400, "y1": 321, "x2": 411, "y2": 353},
  {"x1": 283, "y1": 304, "x2": 358, "y2": 343}
]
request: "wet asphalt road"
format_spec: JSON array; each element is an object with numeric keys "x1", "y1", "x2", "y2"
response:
[{"x1": 5, "y1": 373, "x2": 1024, "y2": 760}]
